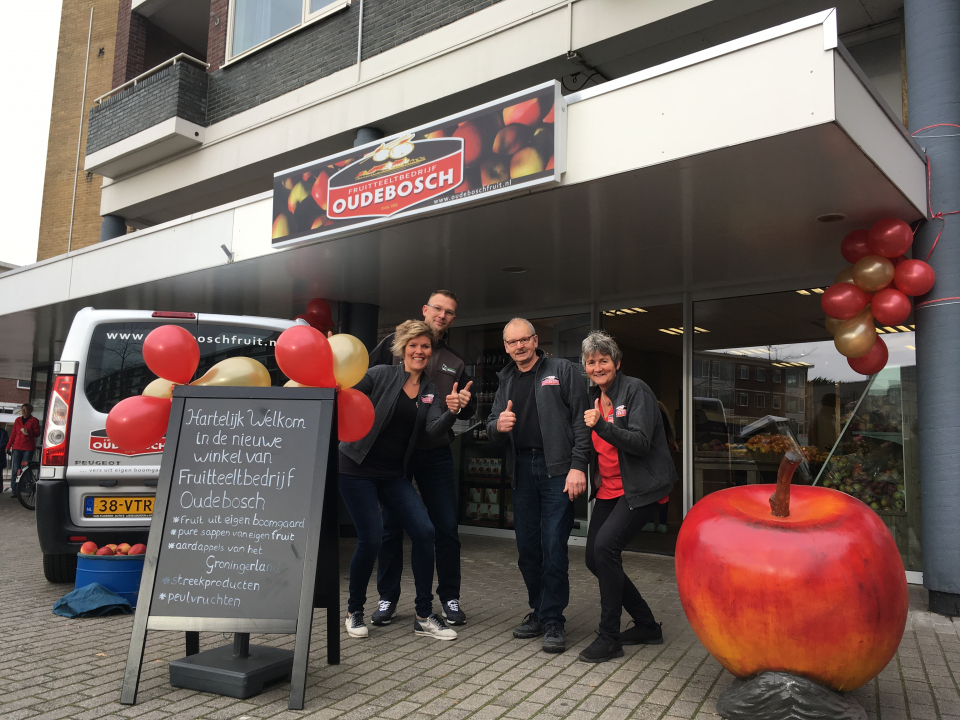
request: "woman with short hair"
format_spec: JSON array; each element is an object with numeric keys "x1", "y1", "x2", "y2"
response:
[
  {"x1": 578, "y1": 331, "x2": 678, "y2": 663},
  {"x1": 339, "y1": 320, "x2": 468, "y2": 641}
]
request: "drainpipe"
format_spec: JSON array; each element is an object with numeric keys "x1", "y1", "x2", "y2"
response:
[
  {"x1": 354, "y1": 127, "x2": 383, "y2": 147},
  {"x1": 904, "y1": 0, "x2": 960, "y2": 617},
  {"x1": 99, "y1": 215, "x2": 127, "y2": 242}
]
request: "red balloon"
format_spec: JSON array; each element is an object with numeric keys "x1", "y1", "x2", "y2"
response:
[
  {"x1": 143, "y1": 325, "x2": 199, "y2": 384},
  {"x1": 338, "y1": 388, "x2": 375, "y2": 442},
  {"x1": 106, "y1": 396, "x2": 171, "y2": 453},
  {"x1": 868, "y1": 218, "x2": 914, "y2": 258},
  {"x1": 821, "y1": 283, "x2": 871, "y2": 320},
  {"x1": 848, "y1": 334, "x2": 889, "y2": 376},
  {"x1": 840, "y1": 230, "x2": 872, "y2": 264},
  {"x1": 306, "y1": 298, "x2": 333, "y2": 324},
  {"x1": 894, "y1": 259, "x2": 936, "y2": 296},
  {"x1": 870, "y1": 288, "x2": 912, "y2": 326},
  {"x1": 275, "y1": 325, "x2": 337, "y2": 387}
]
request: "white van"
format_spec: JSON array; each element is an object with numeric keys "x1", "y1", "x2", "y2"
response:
[{"x1": 38, "y1": 308, "x2": 299, "y2": 582}]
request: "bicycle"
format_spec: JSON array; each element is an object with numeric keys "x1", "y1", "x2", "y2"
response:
[{"x1": 13, "y1": 461, "x2": 39, "y2": 511}]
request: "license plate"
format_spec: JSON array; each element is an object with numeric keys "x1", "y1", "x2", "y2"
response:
[{"x1": 84, "y1": 496, "x2": 154, "y2": 518}]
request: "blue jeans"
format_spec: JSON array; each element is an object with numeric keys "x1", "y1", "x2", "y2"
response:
[
  {"x1": 378, "y1": 447, "x2": 461, "y2": 604},
  {"x1": 10, "y1": 450, "x2": 31, "y2": 495},
  {"x1": 339, "y1": 473, "x2": 436, "y2": 618},
  {"x1": 512, "y1": 451, "x2": 575, "y2": 627}
]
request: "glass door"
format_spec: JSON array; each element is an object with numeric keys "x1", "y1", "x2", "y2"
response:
[{"x1": 601, "y1": 303, "x2": 684, "y2": 555}]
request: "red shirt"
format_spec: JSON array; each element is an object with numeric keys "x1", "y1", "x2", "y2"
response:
[
  {"x1": 8, "y1": 415, "x2": 40, "y2": 451},
  {"x1": 591, "y1": 406, "x2": 670, "y2": 505}
]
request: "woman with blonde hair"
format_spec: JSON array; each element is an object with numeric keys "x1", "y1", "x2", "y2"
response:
[{"x1": 339, "y1": 320, "x2": 468, "y2": 641}]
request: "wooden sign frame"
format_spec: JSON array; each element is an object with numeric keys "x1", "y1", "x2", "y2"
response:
[{"x1": 120, "y1": 386, "x2": 338, "y2": 710}]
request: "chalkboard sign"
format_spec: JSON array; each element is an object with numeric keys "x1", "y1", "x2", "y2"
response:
[{"x1": 121, "y1": 386, "x2": 338, "y2": 710}]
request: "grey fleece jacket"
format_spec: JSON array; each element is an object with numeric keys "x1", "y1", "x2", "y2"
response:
[
  {"x1": 485, "y1": 350, "x2": 591, "y2": 481},
  {"x1": 339, "y1": 364, "x2": 457, "y2": 474},
  {"x1": 589, "y1": 373, "x2": 677, "y2": 509}
]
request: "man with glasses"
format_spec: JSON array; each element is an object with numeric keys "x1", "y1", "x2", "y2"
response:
[
  {"x1": 486, "y1": 318, "x2": 590, "y2": 653},
  {"x1": 367, "y1": 290, "x2": 475, "y2": 626}
]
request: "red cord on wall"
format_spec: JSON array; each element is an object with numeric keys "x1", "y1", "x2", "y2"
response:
[{"x1": 911, "y1": 124, "x2": 960, "y2": 262}]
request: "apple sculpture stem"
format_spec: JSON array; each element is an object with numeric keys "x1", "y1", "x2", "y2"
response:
[{"x1": 769, "y1": 451, "x2": 802, "y2": 518}]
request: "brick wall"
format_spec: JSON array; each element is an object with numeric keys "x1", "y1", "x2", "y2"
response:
[
  {"x1": 37, "y1": 0, "x2": 120, "y2": 262},
  {"x1": 0, "y1": 379, "x2": 30, "y2": 406},
  {"x1": 112, "y1": 0, "x2": 147, "y2": 86},
  {"x1": 207, "y1": 0, "x2": 229, "y2": 72},
  {"x1": 87, "y1": 61, "x2": 208, "y2": 155}
]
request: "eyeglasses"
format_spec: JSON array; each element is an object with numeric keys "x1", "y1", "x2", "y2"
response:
[
  {"x1": 504, "y1": 335, "x2": 536, "y2": 349},
  {"x1": 426, "y1": 304, "x2": 457, "y2": 319}
]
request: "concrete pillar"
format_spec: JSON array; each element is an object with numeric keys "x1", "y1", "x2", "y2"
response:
[
  {"x1": 99, "y1": 215, "x2": 127, "y2": 242},
  {"x1": 354, "y1": 127, "x2": 383, "y2": 147},
  {"x1": 905, "y1": 0, "x2": 960, "y2": 616},
  {"x1": 338, "y1": 302, "x2": 379, "y2": 351}
]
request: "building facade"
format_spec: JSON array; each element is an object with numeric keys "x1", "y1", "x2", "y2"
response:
[{"x1": 11, "y1": 0, "x2": 960, "y2": 614}]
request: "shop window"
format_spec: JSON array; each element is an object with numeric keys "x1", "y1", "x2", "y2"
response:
[
  {"x1": 755, "y1": 394, "x2": 765, "y2": 409},
  {"x1": 740, "y1": 365, "x2": 749, "y2": 380},
  {"x1": 229, "y1": 0, "x2": 349, "y2": 60},
  {"x1": 738, "y1": 392, "x2": 748, "y2": 407},
  {"x1": 772, "y1": 395, "x2": 782, "y2": 410},
  {"x1": 773, "y1": 368, "x2": 782, "y2": 383},
  {"x1": 756, "y1": 368, "x2": 765, "y2": 382}
]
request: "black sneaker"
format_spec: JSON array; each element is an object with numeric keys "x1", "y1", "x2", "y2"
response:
[
  {"x1": 371, "y1": 599, "x2": 397, "y2": 626},
  {"x1": 620, "y1": 621, "x2": 664, "y2": 646},
  {"x1": 542, "y1": 622, "x2": 565, "y2": 653},
  {"x1": 441, "y1": 599, "x2": 466, "y2": 625},
  {"x1": 578, "y1": 634, "x2": 624, "y2": 663},
  {"x1": 512, "y1": 611, "x2": 543, "y2": 639}
]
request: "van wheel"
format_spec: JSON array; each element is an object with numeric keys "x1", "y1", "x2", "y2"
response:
[{"x1": 43, "y1": 553, "x2": 77, "y2": 583}]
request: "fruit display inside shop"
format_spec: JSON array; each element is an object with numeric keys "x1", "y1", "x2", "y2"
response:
[
  {"x1": 819, "y1": 438, "x2": 905, "y2": 513},
  {"x1": 79, "y1": 541, "x2": 146, "y2": 556},
  {"x1": 745, "y1": 433, "x2": 799, "y2": 455},
  {"x1": 843, "y1": 404, "x2": 903, "y2": 434}
]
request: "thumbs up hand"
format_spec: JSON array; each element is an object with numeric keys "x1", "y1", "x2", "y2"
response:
[
  {"x1": 446, "y1": 382, "x2": 462, "y2": 412},
  {"x1": 584, "y1": 398, "x2": 603, "y2": 428},
  {"x1": 458, "y1": 380, "x2": 473, "y2": 410},
  {"x1": 497, "y1": 399, "x2": 516, "y2": 433}
]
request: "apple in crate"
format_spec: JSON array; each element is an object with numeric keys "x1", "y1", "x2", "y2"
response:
[
  {"x1": 79, "y1": 542, "x2": 98, "y2": 555},
  {"x1": 117, "y1": 543, "x2": 131, "y2": 555},
  {"x1": 106, "y1": 544, "x2": 118, "y2": 551},
  {"x1": 128, "y1": 544, "x2": 146, "y2": 556},
  {"x1": 95, "y1": 546, "x2": 115, "y2": 556}
]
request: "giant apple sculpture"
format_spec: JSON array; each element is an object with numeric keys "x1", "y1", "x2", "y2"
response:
[{"x1": 676, "y1": 452, "x2": 908, "y2": 694}]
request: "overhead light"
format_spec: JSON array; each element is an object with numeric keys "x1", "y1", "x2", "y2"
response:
[
  {"x1": 502, "y1": 266, "x2": 527, "y2": 273},
  {"x1": 631, "y1": 307, "x2": 647, "y2": 313},
  {"x1": 817, "y1": 213, "x2": 847, "y2": 223},
  {"x1": 603, "y1": 307, "x2": 649, "y2": 316},
  {"x1": 657, "y1": 327, "x2": 708, "y2": 335},
  {"x1": 694, "y1": 327, "x2": 709, "y2": 333},
  {"x1": 811, "y1": 288, "x2": 825, "y2": 294},
  {"x1": 658, "y1": 328, "x2": 680, "y2": 335},
  {"x1": 906, "y1": 345, "x2": 916, "y2": 350},
  {"x1": 796, "y1": 290, "x2": 811, "y2": 295}
]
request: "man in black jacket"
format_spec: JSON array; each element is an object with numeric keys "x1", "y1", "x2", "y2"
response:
[
  {"x1": 368, "y1": 290, "x2": 475, "y2": 626},
  {"x1": 486, "y1": 318, "x2": 591, "y2": 654}
]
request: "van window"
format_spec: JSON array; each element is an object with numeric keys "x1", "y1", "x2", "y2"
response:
[{"x1": 84, "y1": 322, "x2": 287, "y2": 414}]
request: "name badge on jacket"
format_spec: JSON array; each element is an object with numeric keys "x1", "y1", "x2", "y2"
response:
[
  {"x1": 541, "y1": 376, "x2": 560, "y2": 386},
  {"x1": 421, "y1": 394, "x2": 434, "y2": 404}
]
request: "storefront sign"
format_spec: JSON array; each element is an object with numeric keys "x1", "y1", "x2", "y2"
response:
[
  {"x1": 121, "y1": 386, "x2": 338, "y2": 710},
  {"x1": 271, "y1": 80, "x2": 564, "y2": 247}
]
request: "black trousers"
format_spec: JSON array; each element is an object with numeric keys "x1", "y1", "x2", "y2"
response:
[{"x1": 585, "y1": 496, "x2": 659, "y2": 640}]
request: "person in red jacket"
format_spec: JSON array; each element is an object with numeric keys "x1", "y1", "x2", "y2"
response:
[{"x1": 7, "y1": 404, "x2": 40, "y2": 498}]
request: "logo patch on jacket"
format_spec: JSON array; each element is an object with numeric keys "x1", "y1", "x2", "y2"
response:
[
  {"x1": 441, "y1": 363, "x2": 457, "y2": 374},
  {"x1": 421, "y1": 394, "x2": 434, "y2": 404},
  {"x1": 615, "y1": 405, "x2": 627, "y2": 417},
  {"x1": 541, "y1": 376, "x2": 560, "y2": 386}
]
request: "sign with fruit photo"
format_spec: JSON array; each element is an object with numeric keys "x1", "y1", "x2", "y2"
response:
[{"x1": 271, "y1": 81, "x2": 564, "y2": 247}]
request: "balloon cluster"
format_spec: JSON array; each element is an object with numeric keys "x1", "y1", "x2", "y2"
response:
[
  {"x1": 275, "y1": 325, "x2": 375, "y2": 442},
  {"x1": 295, "y1": 298, "x2": 334, "y2": 334},
  {"x1": 822, "y1": 218, "x2": 935, "y2": 376},
  {"x1": 106, "y1": 326, "x2": 276, "y2": 453}
]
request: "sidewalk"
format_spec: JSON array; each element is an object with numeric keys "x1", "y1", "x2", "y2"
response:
[{"x1": 1, "y1": 496, "x2": 958, "y2": 720}]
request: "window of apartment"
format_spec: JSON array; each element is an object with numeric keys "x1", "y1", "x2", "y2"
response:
[
  {"x1": 787, "y1": 398, "x2": 799, "y2": 413},
  {"x1": 739, "y1": 365, "x2": 749, "y2": 380},
  {"x1": 772, "y1": 395, "x2": 781, "y2": 410},
  {"x1": 229, "y1": 0, "x2": 349, "y2": 59},
  {"x1": 712, "y1": 362, "x2": 721, "y2": 379},
  {"x1": 756, "y1": 368, "x2": 765, "y2": 382},
  {"x1": 738, "y1": 392, "x2": 748, "y2": 407},
  {"x1": 755, "y1": 394, "x2": 765, "y2": 408},
  {"x1": 773, "y1": 369, "x2": 782, "y2": 383}
]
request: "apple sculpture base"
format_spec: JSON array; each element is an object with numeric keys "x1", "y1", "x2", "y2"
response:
[
  {"x1": 676, "y1": 452, "x2": 908, "y2": 718},
  {"x1": 716, "y1": 672, "x2": 866, "y2": 720}
]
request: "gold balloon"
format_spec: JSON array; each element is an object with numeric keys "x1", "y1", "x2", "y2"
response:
[
  {"x1": 329, "y1": 334, "x2": 369, "y2": 389},
  {"x1": 834, "y1": 266, "x2": 855, "y2": 285},
  {"x1": 825, "y1": 316, "x2": 845, "y2": 337},
  {"x1": 284, "y1": 379, "x2": 309, "y2": 388},
  {"x1": 852, "y1": 255, "x2": 895, "y2": 292},
  {"x1": 834, "y1": 310, "x2": 877, "y2": 358},
  {"x1": 191, "y1": 357, "x2": 272, "y2": 387},
  {"x1": 142, "y1": 378, "x2": 179, "y2": 399}
]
